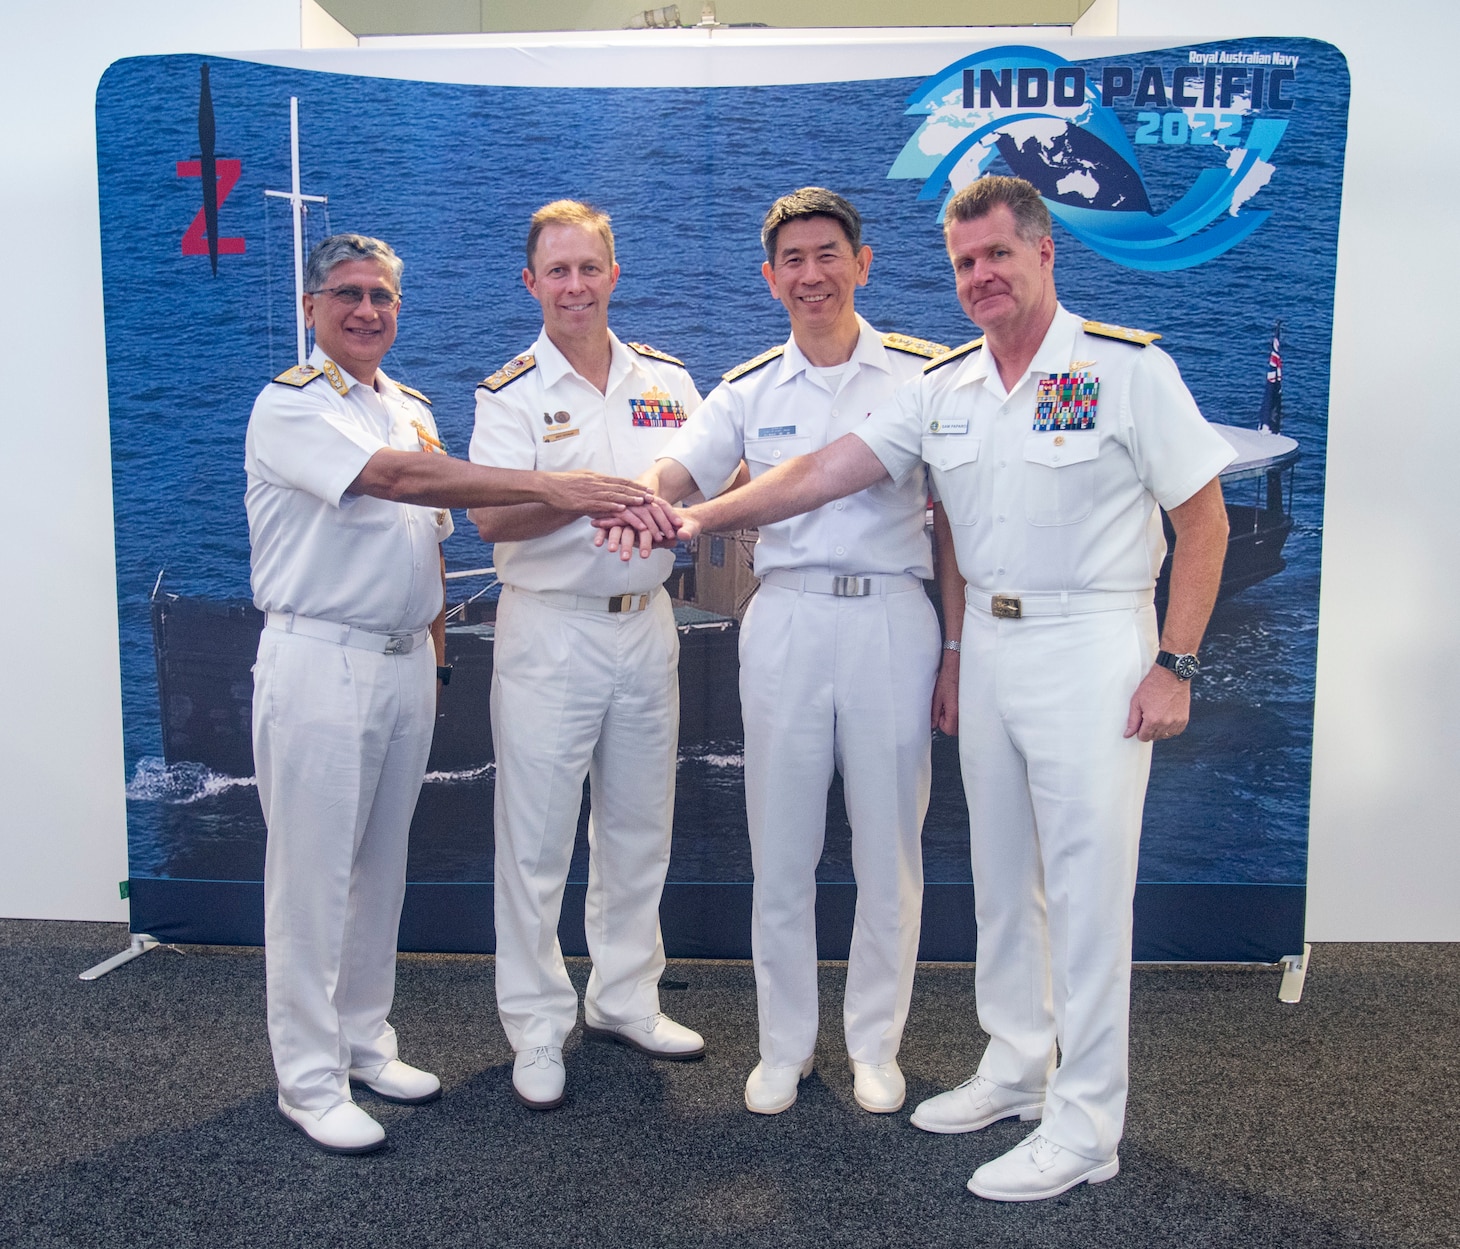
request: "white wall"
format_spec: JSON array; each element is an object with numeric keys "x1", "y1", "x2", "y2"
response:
[
  {"x1": 1115, "y1": 1, "x2": 1460, "y2": 940},
  {"x1": 5, "y1": 0, "x2": 1453, "y2": 939},
  {"x1": 0, "y1": 0, "x2": 303, "y2": 921}
]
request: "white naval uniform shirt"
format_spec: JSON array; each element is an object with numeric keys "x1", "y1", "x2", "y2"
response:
[
  {"x1": 855, "y1": 305, "x2": 1235, "y2": 593},
  {"x1": 469, "y1": 329, "x2": 702, "y2": 596},
  {"x1": 245, "y1": 347, "x2": 454, "y2": 632},
  {"x1": 660, "y1": 316, "x2": 935, "y2": 581}
]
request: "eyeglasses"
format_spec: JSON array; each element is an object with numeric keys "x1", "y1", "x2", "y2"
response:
[{"x1": 309, "y1": 285, "x2": 400, "y2": 309}]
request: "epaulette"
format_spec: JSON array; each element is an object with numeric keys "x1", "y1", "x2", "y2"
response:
[
  {"x1": 627, "y1": 341, "x2": 685, "y2": 368},
  {"x1": 273, "y1": 364, "x2": 323, "y2": 388},
  {"x1": 393, "y1": 381, "x2": 432, "y2": 406},
  {"x1": 478, "y1": 354, "x2": 537, "y2": 392},
  {"x1": 722, "y1": 345, "x2": 785, "y2": 384},
  {"x1": 924, "y1": 338, "x2": 985, "y2": 373},
  {"x1": 882, "y1": 332, "x2": 949, "y2": 359},
  {"x1": 1082, "y1": 320, "x2": 1161, "y2": 346}
]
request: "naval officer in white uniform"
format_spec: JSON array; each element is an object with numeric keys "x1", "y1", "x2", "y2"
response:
[
  {"x1": 621, "y1": 188, "x2": 950, "y2": 1116},
  {"x1": 468, "y1": 200, "x2": 706, "y2": 1111},
  {"x1": 247, "y1": 233, "x2": 651, "y2": 1154},
  {"x1": 657, "y1": 177, "x2": 1234, "y2": 1200}
]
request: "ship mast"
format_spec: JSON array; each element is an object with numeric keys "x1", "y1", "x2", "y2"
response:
[{"x1": 263, "y1": 98, "x2": 328, "y2": 365}]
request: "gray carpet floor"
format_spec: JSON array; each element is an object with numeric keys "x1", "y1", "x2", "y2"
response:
[{"x1": 1, "y1": 920, "x2": 1456, "y2": 1248}]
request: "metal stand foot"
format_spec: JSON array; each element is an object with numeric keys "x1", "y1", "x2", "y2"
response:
[
  {"x1": 79, "y1": 933, "x2": 160, "y2": 981},
  {"x1": 1277, "y1": 942, "x2": 1312, "y2": 1004}
]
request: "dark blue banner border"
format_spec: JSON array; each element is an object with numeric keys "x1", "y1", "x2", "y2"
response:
[{"x1": 128, "y1": 879, "x2": 1306, "y2": 965}]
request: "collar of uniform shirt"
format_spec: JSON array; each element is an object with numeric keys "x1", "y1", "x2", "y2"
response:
[
  {"x1": 957, "y1": 302, "x2": 1081, "y2": 400},
  {"x1": 307, "y1": 344, "x2": 379, "y2": 395},
  {"x1": 777, "y1": 312, "x2": 892, "y2": 387},
  {"x1": 532, "y1": 326, "x2": 636, "y2": 394}
]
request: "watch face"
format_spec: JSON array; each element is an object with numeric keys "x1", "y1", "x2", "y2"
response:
[{"x1": 1174, "y1": 653, "x2": 1199, "y2": 680}]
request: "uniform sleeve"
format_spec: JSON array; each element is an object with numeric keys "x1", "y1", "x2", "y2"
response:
[
  {"x1": 246, "y1": 384, "x2": 383, "y2": 508},
  {"x1": 658, "y1": 380, "x2": 746, "y2": 499},
  {"x1": 470, "y1": 386, "x2": 538, "y2": 471},
  {"x1": 851, "y1": 374, "x2": 927, "y2": 487},
  {"x1": 1122, "y1": 347, "x2": 1237, "y2": 510}
]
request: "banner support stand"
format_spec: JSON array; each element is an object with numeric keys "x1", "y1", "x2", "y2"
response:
[
  {"x1": 79, "y1": 933, "x2": 160, "y2": 981},
  {"x1": 1277, "y1": 943, "x2": 1312, "y2": 1004}
]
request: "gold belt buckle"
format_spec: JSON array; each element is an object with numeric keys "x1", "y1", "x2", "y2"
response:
[
  {"x1": 991, "y1": 594, "x2": 1023, "y2": 619},
  {"x1": 608, "y1": 593, "x2": 650, "y2": 613}
]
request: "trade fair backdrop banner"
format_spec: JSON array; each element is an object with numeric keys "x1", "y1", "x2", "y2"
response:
[{"x1": 99, "y1": 36, "x2": 1347, "y2": 961}]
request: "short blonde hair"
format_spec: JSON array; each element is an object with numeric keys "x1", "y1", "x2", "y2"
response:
[{"x1": 526, "y1": 200, "x2": 616, "y2": 271}]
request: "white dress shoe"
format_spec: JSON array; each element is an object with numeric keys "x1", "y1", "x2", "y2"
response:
[
  {"x1": 348, "y1": 1059, "x2": 442, "y2": 1105},
  {"x1": 849, "y1": 1058, "x2": 906, "y2": 1113},
  {"x1": 968, "y1": 1131, "x2": 1119, "y2": 1202},
  {"x1": 584, "y1": 1012, "x2": 706, "y2": 1060},
  {"x1": 277, "y1": 1097, "x2": 386, "y2": 1155},
  {"x1": 744, "y1": 1057, "x2": 814, "y2": 1115},
  {"x1": 512, "y1": 1046, "x2": 566, "y2": 1110},
  {"x1": 910, "y1": 1073, "x2": 1044, "y2": 1134}
]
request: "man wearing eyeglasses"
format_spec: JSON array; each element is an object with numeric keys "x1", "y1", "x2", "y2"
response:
[{"x1": 246, "y1": 233, "x2": 651, "y2": 1155}]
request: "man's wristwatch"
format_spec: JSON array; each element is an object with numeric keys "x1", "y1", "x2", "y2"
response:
[
  {"x1": 942, "y1": 640, "x2": 961, "y2": 653},
  {"x1": 437, "y1": 665, "x2": 454, "y2": 686},
  {"x1": 1155, "y1": 650, "x2": 1199, "y2": 681}
]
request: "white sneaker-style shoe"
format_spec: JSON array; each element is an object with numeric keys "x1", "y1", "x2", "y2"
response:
[
  {"x1": 968, "y1": 1131, "x2": 1119, "y2": 1202},
  {"x1": 348, "y1": 1059, "x2": 442, "y2": 1105},
  {"x1": 276, "y1": 1097, "x2": 386, "y2": 1155},
  {"x1": 584, "y1": 1012, "x2": 705, "y2": 1060},
  {"x1": 909, "y1": 1073, "x2": 1044, "y2": 1134},
  {"x1": 849, "y1": 1058, "x2": 906, "y2": 1113},
  {"x1": 512, "y1": 1046, "x2": 566, "y2": 1110},
  {"x1": 744, "y1": 1056, "x2": 814, "y2": 1115}
]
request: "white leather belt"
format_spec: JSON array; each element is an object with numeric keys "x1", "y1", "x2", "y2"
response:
[
  {"x1": 965, "y1": 587, "x2": 1154, "y2": 618},
  {"x1": 265, "y1": 611, "x2": 431, "y2": 654},
  {"x1": 516, "y1": 586, "x2": 660, "y2": 613},
  {"x1": 761, "y1": 570, "x2": 923, "y2": 597}
]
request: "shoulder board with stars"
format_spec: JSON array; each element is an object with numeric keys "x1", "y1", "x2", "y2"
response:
[
  {"x1": 627, "y1": 341, "x2": 685, "y2": 368},
  {"x1": 923, "y1": 338, "x2": 985, "y2": 373},
  {"x1": 478, "y1": 354, "x2": 537, "y2": 393},
  {"x1": 272, "y1": 364, "x2": 324, "y2": 388},
  {"x1": 1082, "y1": 320, "x2": 1162, "y2": 347},
  {"x1": 882, "y1": 332, "x2": 949, "y2": 359},
  {"x1": 393, "y1": 381, "x2": 432, "y2": 406},
  {"x1": 722, "y1": 344, "x2": 785, "y2": 384}
]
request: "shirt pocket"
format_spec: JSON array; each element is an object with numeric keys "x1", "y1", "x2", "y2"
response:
[
  {"x1": 744, "y1": 435, "x2": 812, "y2": 479},
  {"x1": 921, "y1": 436, "x2": 981, "y2": 525},
  {"x1": 1022, "y1": 431, "x2": 1099, "y2": 526}
]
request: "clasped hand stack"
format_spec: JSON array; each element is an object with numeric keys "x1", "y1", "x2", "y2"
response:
[{"x1": 590, "y1": 495, "x2": 697, "y2": 559}]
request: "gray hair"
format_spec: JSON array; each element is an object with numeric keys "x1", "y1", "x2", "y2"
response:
[
  {"x1": 943, "y1": 176, "x2": 1051, "y2": 244},
  {"x1": 761, "y1": 187, "x2": 863, "y2": 262},
  {"x1": 304, "y1": 234, "x2": 404, "y2": 294}
]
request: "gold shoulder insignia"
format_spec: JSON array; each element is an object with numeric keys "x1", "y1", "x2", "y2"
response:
[
  {"x1": 627, "y1": 341, "x2": 685, "y2": 368},
  {"x1": 722, "y1": 345, "x2": 785, "y2": 383},
  {"x1": 924, "y1": 338, "x2": 985, "y2": 373},
  {"x1": 1082, "y1": 320, "x2": 1161, "y2": 346},
  {"x1": 272, "y1": 364, "x2": 323, "y2": 388},
  {"x1": 393, "y1": 381, "x2": 432, "y2": 406},
  {"x1": 479, "y1": 354, "x2": 537, "y2": 393},
  {"x1": 882, "y1": 332, "x2": 949, "y2": 359}
]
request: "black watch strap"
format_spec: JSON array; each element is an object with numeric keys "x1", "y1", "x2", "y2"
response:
[
  {"x1": 1155, "y1": 650, "x2": 1199, "y2": 680},
  {"x1": 437, "y1": 665, "x2": 453, "y2": 686}
]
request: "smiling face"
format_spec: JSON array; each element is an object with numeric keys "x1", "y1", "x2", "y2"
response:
[
  {"x1": 762, "y1": 215, "x2": 871, "y2": 341},
  {"x1": 302, "y1": 257, "x2": 400, "y2": 384},
  {"x1": 945, "y1": 204, "x2": 1055, "y2": 338},
  {"x1": 524, "y1": 222, "x2": 620, "y2": 347}
]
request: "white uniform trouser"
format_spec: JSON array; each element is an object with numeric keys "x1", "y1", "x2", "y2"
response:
[
  {"x1": 490, "y1": 585, "x2": 680, "y2": 1051},
  {"x1": 740, "y1": 580, "x2": 940, "y2": 1067},
  {"x1": 254, "y1": 627, "x2": 436, "y2": 1112},
  {"x1": 959, "y1": 598, "x2": 1157, "y2": 1162}
]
